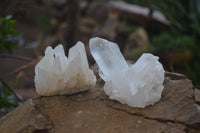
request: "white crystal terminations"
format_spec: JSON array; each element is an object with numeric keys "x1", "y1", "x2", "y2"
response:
[
  {"x1": 34, "y1": 42, "x2": 96, "y2": 96},
  {"x1": 89, "y1": 37, "x2": 165, "y2": 108}
]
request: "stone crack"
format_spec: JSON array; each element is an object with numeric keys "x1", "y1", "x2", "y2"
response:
[
  {"x1": 69, "y1": 95, "x2": 102, "y2": 102},
  {"x1": 100, "y1": 99, "x2": 200, "y2": 131},
  {"x1": 33, "y1": 99, "x2": 55, "y2": 132}
]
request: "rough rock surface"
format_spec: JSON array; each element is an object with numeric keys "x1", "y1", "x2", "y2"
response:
[
  {"x1": 195, "y1": 88, "x2": 200, "y2": 104},
  {"x1": 0, "y1": 72, "x2": 200, "y2": 133}
]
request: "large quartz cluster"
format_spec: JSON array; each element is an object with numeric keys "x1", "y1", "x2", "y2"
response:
[
  {"x1": 89, "y1": 37, "x2": 165, "y2": 108},
  {"x1": 34, "y1": 37, "x2": 165, "y2": 108},
  {"x1": 34, "y1": 42, "x2": 96, "y2": 96}
]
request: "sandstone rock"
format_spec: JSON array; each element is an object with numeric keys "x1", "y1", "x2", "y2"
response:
[
  {"x1": 0, "y1": 72, "x2": 200, "y2": 133},
  {"x1": 0, "y1": 99, "x2": 53, "y2": 133}
]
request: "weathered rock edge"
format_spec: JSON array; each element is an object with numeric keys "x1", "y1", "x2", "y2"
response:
[{"x1": 0, "y1": 72, "x2": 200, "y2": 133}]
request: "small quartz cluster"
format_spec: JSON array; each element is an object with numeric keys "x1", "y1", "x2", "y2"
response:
[
  {"x1": 89, "y1": 37, "x2": 165, "y2": 108},
  {"x1": 34, "y1": 42, "x2": 96, "y2": 96}
]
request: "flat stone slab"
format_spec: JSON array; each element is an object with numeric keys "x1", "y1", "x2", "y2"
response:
[{"x1": 0, "y1": 72, "x2": 200, "y2": 133}]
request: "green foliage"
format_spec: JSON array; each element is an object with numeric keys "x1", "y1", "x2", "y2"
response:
[
  {"x1": 150, "y1": 32, "x2": 200, "y2": 88},
  {"x1": 152, "y1": 0, "x2": 200, "y2": 38},
  {"x1": 151, "y1": 32, "x2": 196, "y2": 52},
  {"x1": 186, "y1": 61, "x2": 200, "y2": 89},
  {"x1": 0, "y1": 15, "x2": 19, "y2": 53},
  {"x1": 0, "y1": 80, "x2": 22, "y2": 115},
  {"x1": 37, "y1": 13, "x2": 51, "y2": 32},
  {"x1": 118, "y1": 23, "x2": 138, "y2": 34}
]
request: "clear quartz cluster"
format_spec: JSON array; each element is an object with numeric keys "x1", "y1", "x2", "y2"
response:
[
  {"x1": 34, "y1": 42, "x2": 96, "y2": 96},
  {"x1": 89, "y1": 37, "x2": 165, "y2": 108}
]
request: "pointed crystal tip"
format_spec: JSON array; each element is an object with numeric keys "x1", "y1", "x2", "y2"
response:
[
  {"x1": 34, "y1": 42, "x2": 96, "y2": 96},
  {"x1": 89, "y1": 37, "x2": 165, "y2": 108}
]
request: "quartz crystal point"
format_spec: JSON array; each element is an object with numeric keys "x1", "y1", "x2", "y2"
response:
[
  {"x1": 34, "y1": 42, "x2": 96, "y2": 96},
  {"x1": 89, "y1": 37, "x2": 165, "y2": 108}
]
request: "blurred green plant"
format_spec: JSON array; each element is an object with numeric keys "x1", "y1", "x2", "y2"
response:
[
  {"x1": 151, "y1": 0, "x2": 200, "y2": 38},
  {"x1": 0, "y1": 80, "x2": 22, "y2": 115},
  {"x1": 150, "y1": 33, "x2": 200, "y2": 88},
  {"x1": 0, "y1": 15, "x2": 24, "y2": 116},
  {"x1": 151, "y1": 32, "x2": 196, "y2": 53},
  {"x1": 37, "y1": 12, "x2": 51, "y2": 32},
  {"x1": 186, "y1": 61, "x2": 200, "y2": 89},
  {"x1": 118, "y1": 23, "x2": 138, "y2": 34},
  {"x1": 0, "y1": 15, "x2": 19, "y2": 53},
  {"x1": 11, "y1": 72, "x2": 23, "y2": 90}
]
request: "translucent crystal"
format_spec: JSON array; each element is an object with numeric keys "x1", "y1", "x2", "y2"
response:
[
  {"x1": 34, "y1": 42, "x2": 96, "y2": 96},
  {"x1": 89, "y1": 37, "x2": 165, "y2": 108}
]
